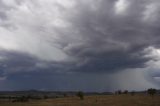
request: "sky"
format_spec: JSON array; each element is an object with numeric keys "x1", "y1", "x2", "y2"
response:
[{"x1": 0, "y1": 0, "x2": 160, "y2": 92}]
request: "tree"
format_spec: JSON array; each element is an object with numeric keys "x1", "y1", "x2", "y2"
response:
[
  {"x1": 123, "y1": 90, "x2": 128, "y2": 94},
  {"x1": 76, "y1": 91, "x2": 84, "y2": 100},
  {"x1": 12, "y1": 96, "x2": 29, "y2": 102},
  {"x1": 63, "y1": 93, "x2": 67, "y2": 97},
  {"x1": 117, "y1": 90, "x2": 122, "y2": 95},
  {"x1": 130, "y1": 91, "x2": 135, "y2": 96},
  {"x1": 147, "y1": 88, "x2": 157, "y2": 97},
  {"x1": 44, "y1": 95, "x2": 48, "y2": 99}
]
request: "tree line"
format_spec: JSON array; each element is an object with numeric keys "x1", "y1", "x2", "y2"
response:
[{"x1": 0, "y1": 88, "x2": 158, "y2": 102}]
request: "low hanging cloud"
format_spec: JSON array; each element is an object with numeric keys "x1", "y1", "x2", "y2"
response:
[{"x1": 0, "y1": 0, "x2": 160, "y2": 91}]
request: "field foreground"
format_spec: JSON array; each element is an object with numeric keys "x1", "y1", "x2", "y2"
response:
[{"x1": 0, "y1": 95, "x2": 160, "y2": 106}]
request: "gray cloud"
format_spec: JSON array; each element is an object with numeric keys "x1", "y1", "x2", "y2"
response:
[
  {"x1": 0, "y1": 0, "x2": 160, "y2": 91},
  {"x1": 55, "y1": 0, "x2": 159, "y2": 73}
]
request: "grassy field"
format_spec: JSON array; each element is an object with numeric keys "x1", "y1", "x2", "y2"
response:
[{"x1": 0, "y1": 94, "x2": 160, "y2": 106}]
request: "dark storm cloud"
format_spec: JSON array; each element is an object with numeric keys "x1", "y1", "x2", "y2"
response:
[
  {"x1": 0, "y1": 0, "x2": 160, "y2": 90},
  {"x1": 71, "y1": 51, "x2": 149, "y2": 73},
  {"x1": 1, "y1": 0, "x2": 160, "y2": 74},
  {"x1": 53, "y1": 0, "x2": 160, "y2": 73},
  {"x1": 0, "y1": 51, "x2": 37, "y2": 77},
  {"x1": 0, "y1": 50, "x2": 74, "y2": 77}
]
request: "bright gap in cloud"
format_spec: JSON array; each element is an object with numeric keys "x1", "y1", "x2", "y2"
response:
[
  {"x1": 144, "y1": 46, "x2": 160, "y2": 60},
  {"x1": 115, "y1": 0, "x2": 129, "y2": 14},
  {"x1": 143, "y1": 1, "x2": 160, "y2": 22}
]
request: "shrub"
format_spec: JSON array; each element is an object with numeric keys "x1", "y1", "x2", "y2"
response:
[
  {"x1": 130, "y1": 91, "x2": 135, "y2": 96},
  {"x1": 123, "y1": 90, "x2": 128, "y2": 94},
  {"x1": 76, "y1": 91, "x2": 84, "y2": 100},
  {"x1": 147, "y1": 88, "x2": 157, "y2": 96},
  {"x1": 117, "y1": 90, "x2": 122, "y2": 95},
  {"x1": 63, "y1": 93, "x2": 67, "y2": 97},
  {"x1": 12, "y1": 96, "x2": 29, "y2": 102},
  {"x1": 44, "y1": 95, "x2": 48, "y2": 99}
]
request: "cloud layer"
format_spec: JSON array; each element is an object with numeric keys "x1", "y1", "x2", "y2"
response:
[{"x1": 0, "y1": 0, "x2": 160, "y2": 91}]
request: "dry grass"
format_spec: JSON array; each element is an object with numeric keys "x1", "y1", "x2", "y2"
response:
[{"x1": 0, "y1": 94, "x2": 160, "y2": 106}]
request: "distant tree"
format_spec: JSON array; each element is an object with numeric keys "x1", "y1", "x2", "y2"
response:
[
  {"x1": 130, "y1": 91, "x2": 135, "y2": 96},
  {"x1": 117, "y1": 90, "x2": 122, "y2": 95},
  {"x1": 44, "y1": 95, "x2": 48, "y2": 99},
  {"x1": 20, "y1": 96, "x2": 29, "y2": 102},
  {"x1": 123, "y1": 90, "x2": 128, "y2": 94},
  {"x1": 76, "y1": 91, "x2": 84, "y2": 100},
  {"x1": 147, "y1": 88, "x2": 157, "y2": 97},
  {"x1": 63, "y1": 93, "x2": 67, "y2": 97},
  {"x1": 8, "y1": 96, "x2": 12, "y2": 102},
  {"x1": 12, "y1": 96, "x2": 29, "y2": 102}
]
